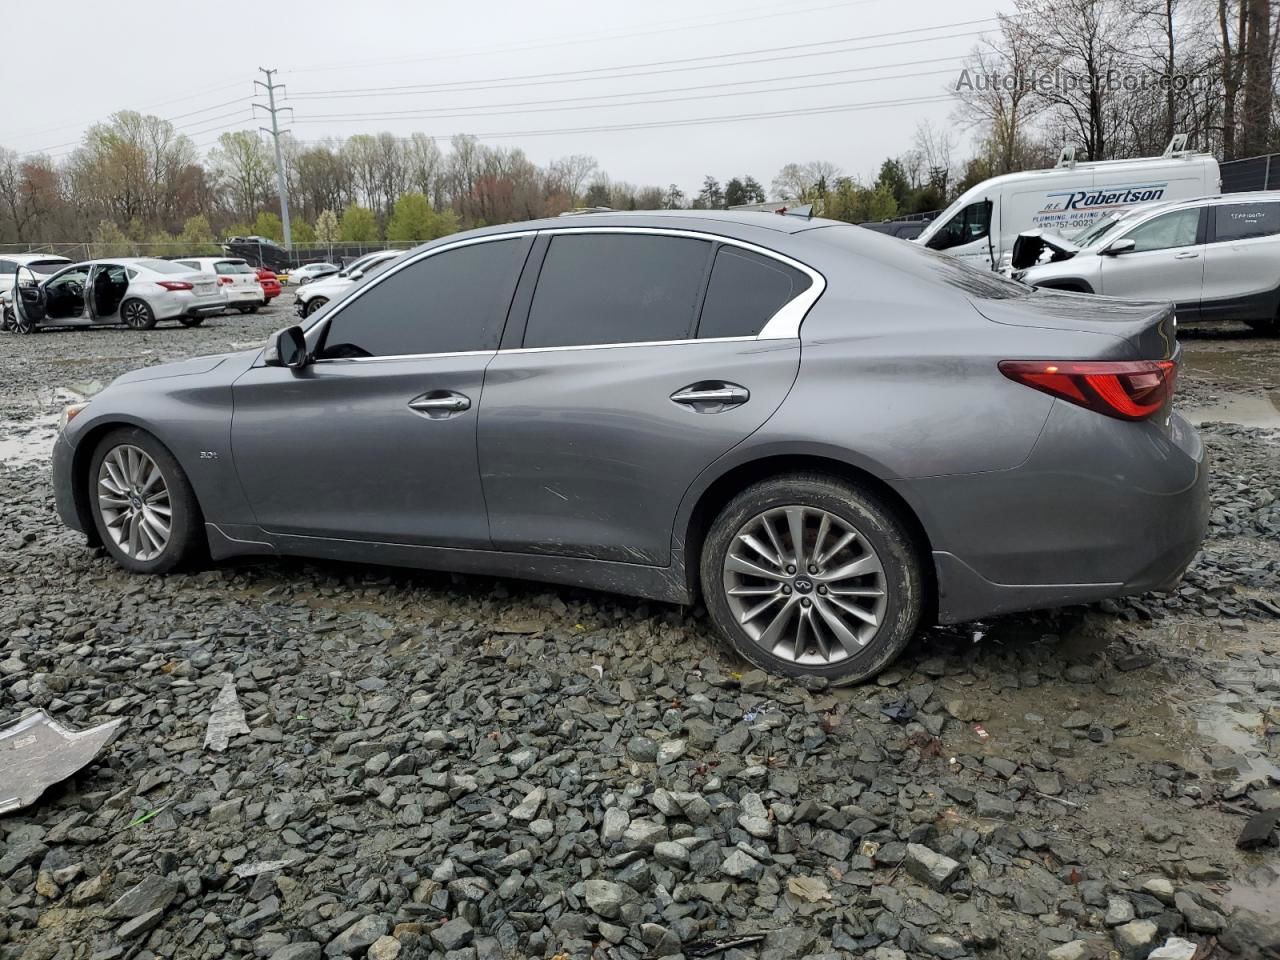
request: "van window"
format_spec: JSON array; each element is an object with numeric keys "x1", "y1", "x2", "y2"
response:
[
  {"x1": 926, "y1": 200, "x2": 991, "y2": 251},
  {"x1": 1214, "y1": 202, "x2": 1280, "y2": 242},
  {"x1": 1121, "y1": 208, "x2": 1200, "y2": 252}
]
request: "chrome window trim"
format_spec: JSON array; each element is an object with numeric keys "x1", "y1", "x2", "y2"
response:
[{"x1": 302, "y1": 224, "x2": 826, "y2": 365}]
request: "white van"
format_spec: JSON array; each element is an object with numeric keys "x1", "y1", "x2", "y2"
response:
[{"x1": 914, "y1": 137, "x2": 1221, "y2": 270}]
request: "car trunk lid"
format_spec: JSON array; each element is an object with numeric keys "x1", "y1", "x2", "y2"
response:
[{"x1": 971, "y1": 289, "x2": 1177, "y2": 361}]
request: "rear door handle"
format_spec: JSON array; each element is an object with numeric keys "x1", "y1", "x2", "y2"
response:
[
  {"x1": 408, "y1": 391, "x2": 470, "y2": 419},
  {"x1": 1174, "y1": 251, "x2": 1199, "y2": 260},
  {"x1": 670, "y1": 382, "x2": 750, "y2": 412}
]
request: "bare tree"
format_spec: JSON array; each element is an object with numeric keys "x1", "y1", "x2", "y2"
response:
[
  {"x1": 546, "y1": 154, "x2": 599, "y2": 204},
  {"x1": 208, "y1": 131, "x2": 276, "y2": 222}
]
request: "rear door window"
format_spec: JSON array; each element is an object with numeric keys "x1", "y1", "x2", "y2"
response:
[
  {"x1": 1213, "y1": 202, "x2": 1280, "y2": 241},
  {"x1": 522, "y1": 233, "x2": 711, "y2": 348},
  {"x1": 697, "y1": 247, "x2": 811, "y2": 339},
  {"x1": 316, "y1": 238, "x2": 528, "y2": 360}
]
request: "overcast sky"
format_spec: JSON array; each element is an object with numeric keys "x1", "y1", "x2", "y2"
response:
[{"x1": 3, "y1": 0, "x2": 1010, "y2": 193}]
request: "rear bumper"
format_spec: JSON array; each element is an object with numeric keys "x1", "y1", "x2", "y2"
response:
[{"x1": 900, "y1": 404, "x2": 1210, "y2": 624}]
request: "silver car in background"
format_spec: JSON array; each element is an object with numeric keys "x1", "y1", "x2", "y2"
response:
[
  {"x1": 1015, "y1": 191, "x2": 1280, "y2": 334},
  {"x1": 11, "y1": 258, "x2": 227, "y2": 332}
]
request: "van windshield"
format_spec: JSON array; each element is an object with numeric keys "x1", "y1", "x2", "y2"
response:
[{"x1": 925, "y1": 199, "x2": 991, "y2": 251}]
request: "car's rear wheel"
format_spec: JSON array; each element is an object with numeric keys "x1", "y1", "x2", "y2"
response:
[
  {"x1": 700, "y1": 474, "x2": 922, "y2": 686},
  {"x1": 179, "y1": 316, "x2": 205, "y2": 328},
  {"x1": 88, "y1": 428, "x2": 203, "y2": 574},
  {"x1": 303, "y1": 297, "x2": 328, "y2": 317},
  {"x1": 121, "y1": 298, "x2": 156, "y2": 330},
  {"x1": 1, "y1": 305, "x2": 13, "y2": 332}
]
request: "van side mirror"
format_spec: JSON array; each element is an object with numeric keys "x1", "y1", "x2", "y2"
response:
[
  {"x1": 264, "y1": 325, "x2": 309, "y2": 368},
  {"x1": 1104, "y1": 238, "x2": 1136, "y2": 256}
]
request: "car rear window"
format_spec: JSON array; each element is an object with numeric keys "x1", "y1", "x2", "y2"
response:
[
  {"x1": 28, "y1": 259, "x2": 68, "y2": 274},
  {"x1": 1214, "y1": 202, "x2": 1280, "y2": 241},
  {"x1": 316, "y1": 238, "x2": 528, "y2": 360},
  {"x1": 697, "y1": 247, "x2": 811, "y2": 339},
  {"x1": 215, "y1": 260, "x2": 253, "y2": 274},
  {"x1": 524, "y1": 234, "x2": 712, "y2": 348}
]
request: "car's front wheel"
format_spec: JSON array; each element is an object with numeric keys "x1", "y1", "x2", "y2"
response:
[
  {"x1": 303, "y1": 297, "x2": 328, "y2": 317},
  {"x1": 1, "y1": 305, "x2": 13, "y2": 331},
  {"x1": 120, "y1": 298, "x2": 157, "y2": 330},
  {"x1": 700, "y1": 474, "x2": 922, "y2": 686},
  {"x1": 88, "y1": 428, "x2": 204, "y2": 574}
]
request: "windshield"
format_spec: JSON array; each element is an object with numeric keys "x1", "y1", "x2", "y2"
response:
[{"x1": 1072, "y1": 214, "x2": 1125, "y2": 247}]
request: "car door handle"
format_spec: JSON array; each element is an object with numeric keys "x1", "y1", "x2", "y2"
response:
[
  {"x1": 670, "y1": 382, "x2": 750, "y2": 412},
  {"x1": 1174, "y1": 251, "x2": 1199, "y2": 260},
  {"x1": 408, "y1": 392, "x2": 470, "y2": 418}
]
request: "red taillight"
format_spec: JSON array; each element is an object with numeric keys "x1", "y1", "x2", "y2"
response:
[
  {"x1": 156, "y1": 280, "x2": 193, "y2": 291},
  {"x1": 999, "y1": 359, "x2": 1177, "y2": 421},
  {"x1": 219, "y1": 276, "x2": 234, "y2": 285}
]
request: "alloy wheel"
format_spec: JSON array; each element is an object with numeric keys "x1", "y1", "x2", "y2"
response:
[
  {"x1": 123, "y1": 300, "x2": 150, "y2": 328},
  {"x1": 722, "y1": 505, "x2": 888, "y2": 665},
  {"x1": 97, "y1": 444, "x2": 171, "y2": 562}
]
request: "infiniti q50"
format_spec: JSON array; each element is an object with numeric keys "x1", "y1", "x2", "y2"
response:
[{"x1": 47, "y1": 211, "x2": 1209, "y2": 685}]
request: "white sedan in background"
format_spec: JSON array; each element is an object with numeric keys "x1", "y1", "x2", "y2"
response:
[
  {"x1": 9, "y1": 258, "x2": 227, "y2": 332},
  {"x1": 286, "y1": 262, "x2": 340, "y2": 286},
  {"x1": 172, "y1": 257, "x2": 267, "y2": 313},
  {"x1": 294, "y1": 250, "x2": 403, "y2": 317}
]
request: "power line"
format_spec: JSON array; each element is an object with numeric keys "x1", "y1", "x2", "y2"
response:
[
  {"x1": 293, "y1": 66, "x2": 961, "y2": 124},
  {"x1": 289, "y1": 18, "x2": 1000, "y2": 99},
  {"x1": 290, "y1": 54, "x2": 966, "y2": 120},
  {"x1": 7, "y1": 82, "x2": 248, "y2": 146},
  {"x1": 290, "y1": 93, "x2": 956, "y2": 145},
  {"x1": 286, "y1": 0, "x2": 882, "y2": 75}
]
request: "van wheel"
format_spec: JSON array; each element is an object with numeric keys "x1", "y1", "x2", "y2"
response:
[
  {"x1": 121, "y1": 298, "x2": 156, "y2": 330},
  {"x1": 700, "y1": 473, "x2": 922, "y2": 686},
  {"x1": 88, "y1": 428, "x2": 204, "y2": 574}
]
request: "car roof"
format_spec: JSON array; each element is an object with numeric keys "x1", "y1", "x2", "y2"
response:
[{"x1": 4, "y1": 253, "x2": 71, "y2": 265}]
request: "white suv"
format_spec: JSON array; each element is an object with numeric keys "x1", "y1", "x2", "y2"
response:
[
  {"x1": 294, "y1": 250, "x2": 402, "y2": 318},
  {"x1": 172, "y1": 257, "x2": 266, "y2": 314},
  {"x1": 1016, "y1": 192, "x2": 1280, "y2": 334}
]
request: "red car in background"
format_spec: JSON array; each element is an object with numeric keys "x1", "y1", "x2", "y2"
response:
[{"x1": 256, "y1": 268, "x2": 281, "y2": 302}]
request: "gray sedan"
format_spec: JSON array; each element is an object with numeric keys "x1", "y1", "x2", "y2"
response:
[{"x1": 49, "y1": 211, "x2": 1208, "y2": 685}]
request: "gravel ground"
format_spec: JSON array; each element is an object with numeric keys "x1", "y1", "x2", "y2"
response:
[{"x1": 1, "y1": 302, "x2": 1277, "y2": 960}]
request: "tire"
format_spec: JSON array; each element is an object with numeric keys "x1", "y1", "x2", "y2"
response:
[
  {"x1": 88, "y1": 427, "x2": 204, "y2": 574},
  {"x1": 13, "y1": 304, "x2": 38, "y2": 335},
  {"x1": 179, "y1": 316, "x2": 205, "y2": 327},
  {"x1": 700, "y1": 473, "x2": 923, "y2": 686},
  {"x1": 247, "y1": 303, "x2": 260, "y2": 314},
  {"x1": 120, "y1": 298, "x2": 157, "y2": 330},
  {"x1": 1, "y1": 305, "x2": 13, "y2": 332},
  {"x1": 1244, "y1": 315, "x2": 1279, "y2": 336},
  {"x1": 303, "y1": 297, "x2": 328, "y2": 317}
]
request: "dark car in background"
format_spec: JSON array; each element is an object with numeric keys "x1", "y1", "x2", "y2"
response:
[
  {"x1": 49, "y1": 211, "x2": 1208, "y2": 685},
  {"x1": 860, "y1": 219, "x2": 931, "y2": 240}
]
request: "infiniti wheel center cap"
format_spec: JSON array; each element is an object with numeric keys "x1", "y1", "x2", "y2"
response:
[{"x1": 793, "y1": 578, "x2": 813, "y2": 595}]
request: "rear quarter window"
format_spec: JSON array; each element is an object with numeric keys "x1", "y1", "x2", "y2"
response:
[
  {"x1": 697, "y1": 247, "x2": 811, "y2": 339},
  {"x1": 1214, "y1": 202, "x2": 1280, "y2": 241}
]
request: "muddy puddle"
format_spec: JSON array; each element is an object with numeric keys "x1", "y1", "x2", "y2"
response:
[
  {"x1": 0, "y1": 414, "x2": 58, "y2": 467},
  {"x1": 1181, "y1": 391, "x2": 1280, "y2": 429}
]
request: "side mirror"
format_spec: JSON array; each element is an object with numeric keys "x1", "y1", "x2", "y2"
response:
[
  {"x1": 348, "y1": 269, "x2": 364, "y2": 280},
  {"x1": 264, "y1": 325, "x2": 309, "y2": 369},
  {"x1": 1104, "y1": 238, "x2": 1136, "y2": 256}
]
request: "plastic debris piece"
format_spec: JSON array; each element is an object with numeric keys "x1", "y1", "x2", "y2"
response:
[
  {"x1": 973, "y1": 724, "x2": 990, "y2": 740},
  {"x1": 686, "y1": 935, "x2": 766, "y2": 957},
  {"x1": 233, "y1": 857, "x2": 304, "y2": 879},
  {"x1": 786, "y1": 875, "x2": 833, "y2": 902},
  {"x1": 204, "y1": 674, "x2": 250, "y2": 752},
  {"x1": 0, "y1": 710, "x2": 124, "y2": 814}
]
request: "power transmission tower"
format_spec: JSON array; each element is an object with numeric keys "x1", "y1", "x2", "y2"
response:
[{"x1": 254, "y1": 67, "x2": 294, "y2": 250}]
